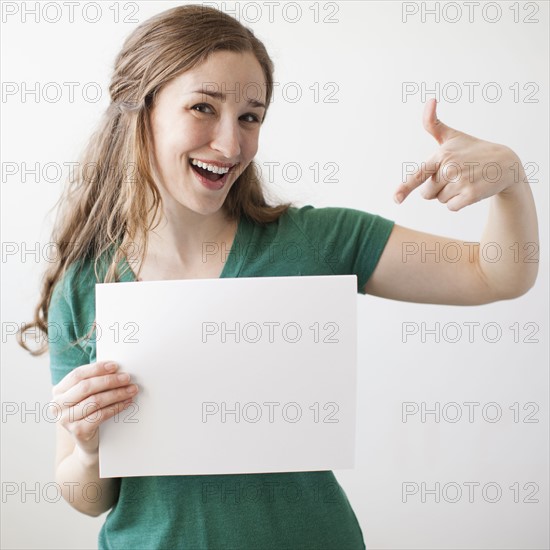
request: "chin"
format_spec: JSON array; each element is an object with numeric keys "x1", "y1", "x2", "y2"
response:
[{"x1": 184, "y1": 198, "x2": 227, "y2": 217}]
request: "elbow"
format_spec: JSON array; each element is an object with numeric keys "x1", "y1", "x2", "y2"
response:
[
  {"x1": 511, "y1": 265, "x2": 539, "y2": 299},
  {"x1": 62, "y1": 495, "x2": 109, "y2": 517},
  {"x1": 483, "y1": 263, "x2": 539, "y2": 303},
  {"x1": 475, "y1": 250, "x2": 539, "y2": 303},
  {"x1": 55, "y1": 474, "x2": 111, "y2": 517},
  {"x1": 81, "y1": 508, "x2": 105, "y2": 518},
  {"x1": 496, "y1": 275, "x2": 538, "y2": 302},
  {"x1": 509, "y1": 281, "x2": 537, "y2": 300}
]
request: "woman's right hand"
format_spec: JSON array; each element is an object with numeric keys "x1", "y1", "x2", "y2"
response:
[{"x1": 51, "y1": 361, "x2": 139, "y2": 460}]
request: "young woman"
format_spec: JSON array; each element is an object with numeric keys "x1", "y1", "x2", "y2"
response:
[{"x1": 19, "y1": 4, "x2": 538, "y2": 549}]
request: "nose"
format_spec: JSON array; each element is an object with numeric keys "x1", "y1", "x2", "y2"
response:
[{"x1": 210, "y1": 115, "x2": 241, "y2": 160}]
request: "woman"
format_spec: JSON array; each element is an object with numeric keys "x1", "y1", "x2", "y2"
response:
[{"x1": 18, "y1": 4, "x2": 538, "y2": 549}]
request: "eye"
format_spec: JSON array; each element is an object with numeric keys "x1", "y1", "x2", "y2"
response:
[
  {"x1": 191, "y1": 103, "x2": 262, "y2": 124},
  {"x1": 191, "y1": 103, "x2": 214, "y2": 114},
  {"x1": 241, "y1": 113, "x2": 261, "y2": 124}
]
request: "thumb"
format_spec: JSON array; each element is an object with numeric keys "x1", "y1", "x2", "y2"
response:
[{"x1": 423, "y1": 98, "x2": 460, "y2": 145}]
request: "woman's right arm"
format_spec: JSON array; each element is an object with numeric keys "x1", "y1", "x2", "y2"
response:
[{"x1": 52, "y1": 361, "x2": 139, "y2": 517}]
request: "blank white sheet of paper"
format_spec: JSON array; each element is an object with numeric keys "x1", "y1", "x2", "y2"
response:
[{"x1": 96, "y1": 274, "x2": 358, "y2": 477}]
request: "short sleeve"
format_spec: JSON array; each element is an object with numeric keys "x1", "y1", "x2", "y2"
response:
[
  {"x1": 48, "y1": 275, "x2": 90, "y2": 385},
  {"x1": 288, "y1": 205, "x2": 395, "y2": 294}
]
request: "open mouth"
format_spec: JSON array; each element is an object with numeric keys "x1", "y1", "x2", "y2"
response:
[{"x1": 189, "y1": 160, "x2": 233, "y2": 182}]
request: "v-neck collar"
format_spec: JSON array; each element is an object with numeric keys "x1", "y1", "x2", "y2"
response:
[{"x1": 118, "y1": 216, "x2": 252, "y2": 283}]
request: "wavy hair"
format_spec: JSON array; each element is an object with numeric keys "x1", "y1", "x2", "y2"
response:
[{"x1": 18, "y1": 4, "x2": 291, "y2": 355}]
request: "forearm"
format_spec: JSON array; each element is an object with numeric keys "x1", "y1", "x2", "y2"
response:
[
  {"x1": 56, "y1": 446, "x2": 120, "y2": 517},
  {"x1": 478, "y1": 173, "x2": 539, "y2": 298}
]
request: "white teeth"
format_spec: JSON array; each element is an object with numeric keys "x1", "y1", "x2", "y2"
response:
[{"x1": 190, "y1": 158, "x2": 232, "y2": 174}]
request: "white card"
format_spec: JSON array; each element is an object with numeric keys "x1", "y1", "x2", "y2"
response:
[{"x1": 96, "y1": 275, "x2": 358, "y2": 477}]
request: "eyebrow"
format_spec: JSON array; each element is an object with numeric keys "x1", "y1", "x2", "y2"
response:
[{"x1": 189, "y1": 89, "x2": 266, "y2": 109}]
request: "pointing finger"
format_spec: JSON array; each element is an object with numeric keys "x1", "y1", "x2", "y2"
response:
[{"x1": 394, "y1": 150, "x2": 440, "y2": 204}]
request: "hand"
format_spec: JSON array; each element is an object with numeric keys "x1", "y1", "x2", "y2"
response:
[
  {"x1": 51, "y1": 361, "x2": 139, "y2": 458},
  {"x1": 393, "y1": 98, "x2": 525, "y2": 211}
]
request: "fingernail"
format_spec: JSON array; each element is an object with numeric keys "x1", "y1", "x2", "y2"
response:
[
  {"x1": 118, "y1": 373, "x2": 130, "y2": 383},
  {"x1": 394, "y1": 193, "x2": 403, "y2": 204},
  {"x1": 105, "y1": 362, "x2": 118, "y2": 371}
]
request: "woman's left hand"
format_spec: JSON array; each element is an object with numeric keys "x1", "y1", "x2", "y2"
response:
[{"x1": 393, "y1": 98, "x2": 526, "y2": 210}]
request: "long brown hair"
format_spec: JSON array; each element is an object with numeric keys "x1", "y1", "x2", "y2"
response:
[{"x1": 18, "y1": 4, "x2": 291, "y2": 356}]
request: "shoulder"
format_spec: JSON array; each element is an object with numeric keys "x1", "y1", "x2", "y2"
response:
[
  {"x1": 48, "y1": 258, "x2": 98, "y2": 384},
  {"x1": 246, "y1": 203, "x2": 395, "y2": 245},
  {"x1": 278, "y1": 203, "x2": 394, "y2": 237},
  {"x1": 281, "y1": 203, "x2": 383, "y2": 221},
  {"x1": 50, "y1": 257, "x2": 98, "y2": 316}
]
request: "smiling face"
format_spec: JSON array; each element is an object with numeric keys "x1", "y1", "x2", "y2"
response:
[{"x1": 148, "y1": 50, "x2": 267, "y2": 217}]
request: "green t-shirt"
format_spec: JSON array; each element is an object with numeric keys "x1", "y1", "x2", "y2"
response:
[{"x1": 49, "y1": 204, "x2": 395, "y2": 550}]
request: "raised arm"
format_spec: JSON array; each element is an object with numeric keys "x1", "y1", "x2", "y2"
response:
[{"x1": 364, "y1": 99, "x2": 539, "y2": 305}]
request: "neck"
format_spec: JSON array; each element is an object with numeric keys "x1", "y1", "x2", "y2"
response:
[{"x1": 136, "y1": 190, "x2": 237, "y2": 271}]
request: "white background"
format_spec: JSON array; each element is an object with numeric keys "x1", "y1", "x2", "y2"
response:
[{"x1": 1, "y1": 1, "x2": 548, "y2": 548}]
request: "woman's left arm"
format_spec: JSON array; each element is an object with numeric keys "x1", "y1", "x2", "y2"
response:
[{"x1": 363, "y1": 99, "x2": 539, "y2": 305}]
